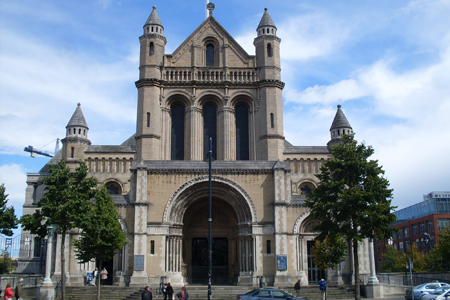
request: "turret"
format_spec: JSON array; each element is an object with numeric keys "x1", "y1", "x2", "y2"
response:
[
  {"x1": 327, "y1": 104, "x2": 353, "y2": 147},
  {"x1": 135, "y1": 5, "x2": 166, "y2": 160},
  {"x1": 61, "y1": 103, "x2": 91, "y2": 165},
  {"x1": 253, "y1": 8, "x2": 285, "y2": 160}
]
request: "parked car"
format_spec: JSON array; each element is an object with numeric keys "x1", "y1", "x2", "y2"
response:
[
  {"x1": 421, "y1": 286, "x2": 450, "y2": 300},
  {"x1": 405, "y1": 282, "x2": 450, "y2": 300},
  {"x1": 237, "y1": 288, "x2": 309, "y2": 300}
]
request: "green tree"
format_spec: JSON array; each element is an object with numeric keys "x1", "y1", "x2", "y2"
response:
[
  {"x1": 20, "y1": 161, "x2": 97, "y2": 300},
  {"x1": 73, "y1": 185, "x2": 128, "y2": 300},
  {"x1": 380, "y1": 245, "x2": 403, "y2": 272},
  {"x1": 0, "y1": 249, "x2": 17, "y2": 274},
  {"x1": 305, "y1": 134, "x2": 397, "y2": 300},
  {"x1": 312, "y1": 234, "x2": 347, "y2": 300},
  {"x1": 0, "y1": 184, "x2": 18, "y2": 236},
  {"x1": 401, "y1": 243, "x2": 427, "y2": 272},
  {"x1": 426, "y1": 226, "x2": 450, "y2": 271}
]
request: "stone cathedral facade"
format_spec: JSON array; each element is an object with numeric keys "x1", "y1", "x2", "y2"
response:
[{"x1": 19, "y1": 6, "x2": 373, "y2": 288}]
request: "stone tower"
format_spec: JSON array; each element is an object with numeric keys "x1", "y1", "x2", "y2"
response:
[
  {"x1": 61, "y1": 103, "x2": 91, "y2": 169},
  {"x1": 136, "y1": 6, "x2": 167, "y2": 161},
  {"x1": 254, "y1": 8, "x2": 284, "y2": 160},
  {"x1": 327, "y1": 104, "x2": 353, "y2": 147}
]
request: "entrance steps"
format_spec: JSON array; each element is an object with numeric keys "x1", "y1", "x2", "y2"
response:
[{"x1": 55, "y1": 285, "x2": 356, "y2": 300}]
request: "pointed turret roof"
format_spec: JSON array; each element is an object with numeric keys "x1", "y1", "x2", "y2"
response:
[
  {"x1": 257, "y1": 8, "x2": 277, "y2": 29},
  {"x1": 329, "y1": 105, "x2": 352, "y2": 130},
  {"x1": 145, "y1": 6, "x2": 163, "y2": 28},
  {"x1": 66, "y1": 103, "x2": 88, "y2": 129}
]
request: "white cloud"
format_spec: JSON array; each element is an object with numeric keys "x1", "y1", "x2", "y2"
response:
[{"x1": 0, "y1": 164, "x2": 27, "y2": 217}]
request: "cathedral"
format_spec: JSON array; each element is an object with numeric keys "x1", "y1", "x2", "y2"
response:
[{"x1": 19, "y1": 5, "x2": 374, "y2": 288}]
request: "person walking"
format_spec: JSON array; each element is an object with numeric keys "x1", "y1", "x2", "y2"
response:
[
  {"x1": 176, "y1": 286, "x2": 189, "y2": 300},
  {"x1": 142, "y1": 286, "x2": 152, "y2": 300},
  {"x1": 14, "y1": 278, "x2": 24, "y2": 300},
  {"x1": 162, "y1": 283, "x2": 167, "y2": 300},
  {"x1": 294, "y1": 279, "x2": 301, "y2": 297},
  {"x1": 4, "y1": 283, "x2": 13, "y2": 300},
  {"x1": 100, "y1": 267, "x2": 108, "y2": 285},
  {"x1": 166, "y1": 282, "x2": 174, "y2": 300},
  {"x1": 319, "y1": 278, "x2": 327, "y2": 300}
]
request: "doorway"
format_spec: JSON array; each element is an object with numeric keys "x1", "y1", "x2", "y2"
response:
[
  {"x1": 307, "y1": 241, "x2": 325, "y2": 284},
  {"x1": 191, "y1": 237, "x2": 228, "y2": 284}
]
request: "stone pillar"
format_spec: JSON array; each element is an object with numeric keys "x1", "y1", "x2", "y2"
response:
[
  {"x1": 130, "y1": 163, "x2": 149, "y2": 286},
  {"x1": 187, "y1": 107, "x2": 202, "y2": 160},
  {"x1": 161, "y1": 107, "x2": 171, "y2": 160},
  {"x1": 39, "y1": 232, "x2": 55, "y2": 300},
  {"x1": 218, "y1": 106, "x2": 235, "y2": 160},
  {"x1": 366, "y1": 239, "x2": 383, "y2": 298},
  {"x1": 165, "y1": 234, "x2": 184, "y2": 284}
]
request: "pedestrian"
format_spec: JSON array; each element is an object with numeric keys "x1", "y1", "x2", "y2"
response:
[
  {"x1": 162, "y1": 283, "x2": 167, "y2": 300},
  {"x1": 4, "y1": 283, "x2": 13, "y2": 300},
  {"x1": 93, "y1": 267, "x2": 99, "y2": 286},
  {"x1": 100, "y1": 267, "x2": 108, "y2": 285},
  {"x1": 319, "y1": 278, "x2": 327, "y2": 300},
  {"x1": 166, "y1": 282, "x2": 174, "y2": 300},
  {"x1": 293, "y1": 278, "x2": 301, "y2": 297},
  {"x1": 176, "y1": 286, "x2": 189, "y2": 300},
  {"x1": 14, "y1": 278, "x2": 24, "y2": 300},
  {"x1": 142, "y1": 286, "x2": 152, "y2": 300}
]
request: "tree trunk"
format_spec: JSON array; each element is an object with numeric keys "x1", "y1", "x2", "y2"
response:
[
  {"x1": 60, "y1": 231, "x2": 66, "y2": 300},
  {"x1": 353, "y1": 240, "x2": 360, "y2": 300},
  {"x1": 97, "y1": 259, "x2": 102, "y2": 300}
]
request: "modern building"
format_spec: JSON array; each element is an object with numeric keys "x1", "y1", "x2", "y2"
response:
[
  {"x1": 375, "y1": 191, "x2": 450, "y2": 270},
  {"x1": 18, "y1": 5, "x2": 374, "y2": 288}
]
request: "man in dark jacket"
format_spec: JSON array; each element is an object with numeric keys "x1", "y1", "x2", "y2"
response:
[
  {"x1": 166, "y1": 282, "x2": 174, "y2": 300},
  {"x1": 142, "y1": 286, "x2": 152, "y2": 300},
  {"x1": 294, "y1": 279, "x2": 301, "y2": 297},
  {"x1": 15, "y1": 278, "x2": 24, "y2": 300}
]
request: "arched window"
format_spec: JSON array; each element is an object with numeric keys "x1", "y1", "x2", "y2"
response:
[
  {"x1": 147, "y1": 112, "x2": 151, "y2": 127},
  {"x1": 70, "y1": 147, "x2": 74, "y2": 158},
  {"x1": 203, "y1": 102, "x2": 217, "y2": 159},
  {"x1": 206, "y1": 44, "x2": 214, "y2": 66},
  {"x1": 171, "y1": 103, "x2": 185, "y2": 160},
  {"x1": 106, "y1": 181, "x2": 122, "y2": 195},
  {"x1": 267, "y1": 43, "x2": 272, "y2": 57},
  {"x1": 270, "y1": 113, "x2": 275, "y2": 128},
  {"x1": 235, "y1": 103, "x2": 249, "y2": 160},
  {"x1": 149, "y1": 42, "x2": 154, "y2": 56}
]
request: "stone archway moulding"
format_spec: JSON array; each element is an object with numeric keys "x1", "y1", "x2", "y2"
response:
[
  {"x1": 293, "y1": 211, "x2": 311, "y2": 234},
  {"x1": 163, "y1": 175, "x2": 257, "y2": 224}
]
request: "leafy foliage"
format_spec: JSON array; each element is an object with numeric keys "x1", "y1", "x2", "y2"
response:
[
  {"x1": 312, "y1": 235, "x2": 347, "y2": 271},
  {"x1": 20, "y1": 160, "x2": 97, "y2": 300},
  {"x1": 0, "y1": 250, "x2": 17, "y2": 274},
  {"x1": 73, "y1": 185, "x2": 128, "y2": 300},
  {"x1": 426, "y1": 226, "x2": 450, "y2": 271},
  {"x1": 305, "y1": 134, "x2": 397, "y2": 300},
  {"x1": 379, "y1": 246, "x2": 403, "y2": 272},
  {"x1": 0, "y1": 184, "x2": 18, "y2": 236}
]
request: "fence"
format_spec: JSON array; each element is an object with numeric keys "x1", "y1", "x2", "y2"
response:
[{"x1": 377, "y1": 273, "x2": 450, "y2": 286}]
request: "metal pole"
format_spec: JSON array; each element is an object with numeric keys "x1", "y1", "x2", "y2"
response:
[{"x1": 208, "y1": 137, "x2": 212, "y2": 300}]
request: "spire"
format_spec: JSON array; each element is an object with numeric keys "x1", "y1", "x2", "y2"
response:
[
  {"x1": 66, "y1": 103, "x2": 88, "y2": 129},
  {"x1": 327, "y1": 105, "x2": 353, "y2": 147},
  {"x1": 257, "y1": 8, "x2": 277, "y2": 30},
  {"x1": 145, "y1": 6, "x2": 163, "y2": 28},
  {"x1": 330, "y1": 104, "x2": 352, "y2": 131}
]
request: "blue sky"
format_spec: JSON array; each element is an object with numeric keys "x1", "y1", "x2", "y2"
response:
[{"x1": 1, "y1": 0, "x2": 449, "y2": 235}]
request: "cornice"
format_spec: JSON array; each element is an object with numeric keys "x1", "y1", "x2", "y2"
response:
[
  {"x1": 253, "y1": 35, "x2": 282, "y2": 44},
  {"x1": 61, "y1": 137, "x2": 92, "y2": 145},
  {"x1": 260, "y1": 134, "x2": 285, "y2": 141},
  {"x1": 135, "y1": 134, "x2": 161, "y2": 140},
  {"x1": 139, "y1": 33, "x2": 167, "y2": 44}
]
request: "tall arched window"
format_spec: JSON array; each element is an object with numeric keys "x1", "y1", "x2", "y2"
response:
[
  {"x1": 171, "y1": 103, "x2": 185, "y2": 160},
  {"x1": 149, "y1": 42, "x2": 154, "y2": 56},
  {"x1": 235, "y1": 103, "x2": 249, "y2": 160},
  {"x1": 267, "y1": 43, "x2": 272, "y2": 57},
  {"x1": 270, "y1": 113, "x2": 275, "y2": 128},
  {"x1": 203, "y1": 102, "x2": 217, "y2": 159},
  {"x1": 206, "y1": 44, "x2": 214, "y2": 66}
]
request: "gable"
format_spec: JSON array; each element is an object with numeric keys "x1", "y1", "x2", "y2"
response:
[{"x1": 165, "y1": 17, "x2": 255, "y2": 68}]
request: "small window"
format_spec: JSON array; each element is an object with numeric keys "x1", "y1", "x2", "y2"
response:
[
  {"x1": 84, "y1": 129, "x2": 86, "y2": 135},
  {"x1": 73, "y1": 128, "x2": 76, "y2": 134},
  {"x1": 70, "y1": 147, "x2": 74, "y2": 158},
  {"x1": 262, "y1": 28, "x2": 265, "y2": 34},
  {"x1": 149, "y1": 42, "x2": 154, "y2": 56},
  {"x1": 337, "y1": 130, "x2": 340, "y2": 136},
  {"x1": 151, "y1": 26, "x2": 154, "y2": 32},
  {"x1": 272, "y1": 28, "x2": 274, "y2": 34},
  {"x1": 147, "y1": 112, "x2": 151, "y2": 127},
  {"x1": 266, "y1": 240, "x2": 271, "y2": 254},
  {"x1": 270, "y1": 113, "x2": 274, "y2": 128},
  {"x1": 33, "y1": 237, "x2": 41, "y2": 257},
  {"x1": 150, "y1": 240, "x2": 155, "y2": 255},
  {"x1": 78, "y1": 129, "x2": 81, "y2": 134},
  {"x1": 267, "y1": 43, "x2": 272, "y2": 57},
  {"x1": 106, "y1": 182, "x2": 121, "y2": 195},
  {"x1": 206, "y1": 43, "x2": 214, "y2": 66}
]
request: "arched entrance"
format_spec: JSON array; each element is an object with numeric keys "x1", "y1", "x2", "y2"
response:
[{"x1": 164, "y1": 176, "x2": 256, "y2": 285}]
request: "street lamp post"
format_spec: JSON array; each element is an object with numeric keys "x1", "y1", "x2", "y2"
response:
[{"x1": 208, "y1": 137, "x2": 212, "y2": 300}]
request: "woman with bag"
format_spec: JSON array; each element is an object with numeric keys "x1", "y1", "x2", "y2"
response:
[{"x1": 4, "y1": 283, "x2": 13, "y2": 300}]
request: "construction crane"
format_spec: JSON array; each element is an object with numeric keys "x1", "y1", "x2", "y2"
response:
[{"x1": 24, "y1": 138, "x2": 60, "y2": 158}]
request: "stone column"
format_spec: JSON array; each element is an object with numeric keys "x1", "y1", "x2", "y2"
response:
[
  {"x1": 130, "y1": 163, "x2": 149, "y2": 286},
  {"x1": 39, "y1": 231, "x2": 55, "y2": 300},
  {"x1": 218, "y1": 106, "x2": 235, "y2": 160},
  {"x1": 161, "y1": 107, "x2": 171, "y2": 160},
  {"x1": 366, "y1": 238, "x2": 383, "y2": 298},
  {"x1": 187, "y1": 107, "x2": 202, "y2": 160}
]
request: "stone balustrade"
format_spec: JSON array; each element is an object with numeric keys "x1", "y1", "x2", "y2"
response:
[{"x1": 162, "y1": 67, "x2": 258, "y2": 83}]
